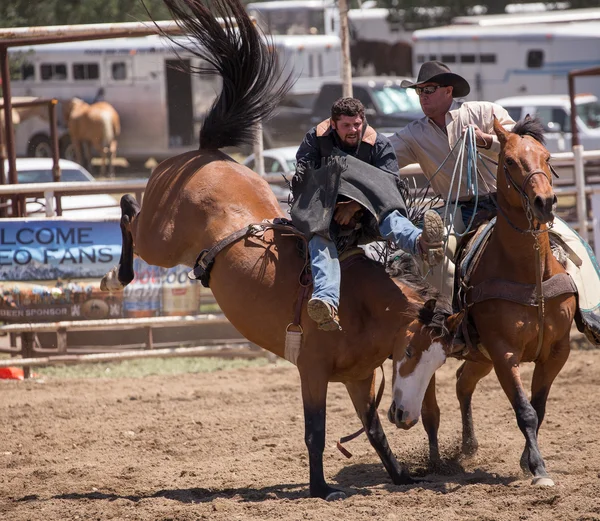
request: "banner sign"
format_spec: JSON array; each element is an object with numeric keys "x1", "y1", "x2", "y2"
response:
[
  {"x1": 0, "y1": 220, "x2": 121, "y2": 280},
  {"x1": 0, "y1": 219, "x2": 210, "y2": 323}
]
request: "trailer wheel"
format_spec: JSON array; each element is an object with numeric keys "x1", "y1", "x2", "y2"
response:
[
  {"x1": 27, "y1": 134, "x2": 52, "y2": 157},
  {"x1": 59, "y1": 135, "x2": 77, "y2": 161}
]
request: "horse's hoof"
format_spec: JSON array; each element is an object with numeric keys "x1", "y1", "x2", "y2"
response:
[
  {"x1": 325, "y1": 490, "x2": 347, "y2": 501},
  {"x1": 531, "y1": 476, "x2": 554, "y2": 487}
]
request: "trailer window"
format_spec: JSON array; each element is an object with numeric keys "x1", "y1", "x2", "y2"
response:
[
  {"x1": 416, "y1": 55, "x2": 425, "y2": 64},
  {"x1": 111, "y1": 62, "x2": 128, "y2": 81},
  {"x1": 441, "y1": 55, "x2": 456, "y2": 63},
  {"x1": 41, "y1": 63, "x2": 67, "y2": 81},
  {"x1": 460, "y1": 54, "x2": 476, "y2": 64},
  {"x1": 527, "y1": 50, "x2": 544, "y2": 69},
  {"x1": 480, "y1": 54, "x2": 496, "y2": 64},
  {"x1": 10, "y1": 62, "x2": 35, "y2": 81},
  {"x1": 73, "y1": 63, "x2": 99, "y2": 80}
]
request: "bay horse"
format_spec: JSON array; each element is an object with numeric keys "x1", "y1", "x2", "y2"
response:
[
  {"x1": 62, "y1": 97, "x2": 120, "y2": 177},
  {"x1": 388, "y1": 117, "x2": 577, "y2": 487},
  {"x1": 100, "y1": 0, "x2": 461, "y2": 500}
]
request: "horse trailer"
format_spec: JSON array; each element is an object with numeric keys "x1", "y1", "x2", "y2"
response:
[
  {"x1": 8, "y1": 32, "x2": 341, "y2": 163},
  {"x1": 411, "y1": 21, "x2": 600, "y2": 102}
]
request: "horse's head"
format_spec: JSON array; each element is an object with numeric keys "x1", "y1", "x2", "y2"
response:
[
  {"x1": 494, "y1": 115, "x2": 556, "y2": 225},
  {"x1": 388, "y1": 298, "x2": 463, "y2": 429}
]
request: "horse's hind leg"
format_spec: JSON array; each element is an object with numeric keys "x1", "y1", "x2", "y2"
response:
[
  {"x1": 100, "y1": 194, "x2": 140, "y2": 292},
  {"x1": 421, "y1": 374, "x2": 441, "y2": 464},
  {"x1": 345, "y1": 373, "x2": 415, "y2": 486},
  {"x1": 456, "y1": 360, "x2": 493, "y2": 456},
  {"x1": 519, "y1": 335, "x2": 570, "y2": 485},
  {"x1": 108, "y1": 139, "x2": 117, "y2": 178},
  {"x1": 300, "y1": 369, "x2": 346, "y2": 500}
]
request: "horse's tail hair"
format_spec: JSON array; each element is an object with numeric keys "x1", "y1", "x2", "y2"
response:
[
  {"x1": 159, "y1": 0, "x2": 295, "y2": 150},
  {"x1": 112, "y1": 111, "x2": 121, "y2": 138},
  {"x1": 100, "y1": 112, "x2": 114, "y2": 147}
]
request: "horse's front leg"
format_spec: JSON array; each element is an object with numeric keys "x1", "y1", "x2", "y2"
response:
[
  {"x1": 300, "y1": 369, "x2": 345, "y2": 500},
  {"x1": 491, "y1": 349, "x2": 553, "y2": 486},
  {"x1": 456, "y1": 360, "x2": 493, "y2": 456},
  {"x1": 345, "y1": 372, "x2": 415, "y2": 485},
  {"x1": 520, "y1": 333, "x2": 570, "y2": 484},
  {"x1": 421, "y1": 374, "x2": 441, "y2": 464}
]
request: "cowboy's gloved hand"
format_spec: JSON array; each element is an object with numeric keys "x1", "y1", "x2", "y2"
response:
[{"x1": 417, "y1": 210, "x2": 445, "y2": 266}]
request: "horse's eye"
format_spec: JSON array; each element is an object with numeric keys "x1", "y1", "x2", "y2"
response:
[
  {"x1": 546, "y1": 156, "x2": 552, "y2": 163},
  {"x1": 405, "y1": 346, "x2": 413, "y2": 359},
  {"x1": 505, "y1": 157, "x2": 515, "y2": 167}
]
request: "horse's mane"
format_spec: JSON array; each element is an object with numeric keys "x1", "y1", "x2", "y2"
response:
[
  {"x1": 157, "y1": 0, "x2": 295, "y2": 149},
  {"x1": 512, "y1": 116, "x2": 546, "y2": 145},
  {"x1": 387, "y1": 254, "x2": 452, "y2": 337}
]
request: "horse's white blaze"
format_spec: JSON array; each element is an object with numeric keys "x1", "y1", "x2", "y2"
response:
[{"x1": 392, "y1": 341, "x2": 446, "y2": 424}]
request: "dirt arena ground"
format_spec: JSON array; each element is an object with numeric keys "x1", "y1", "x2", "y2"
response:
[{"x1": 1, "y1": 348, "x2": 600, "y2": 521}]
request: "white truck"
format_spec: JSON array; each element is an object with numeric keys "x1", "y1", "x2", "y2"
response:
[{"x1": 495, "y1": 93, "x2": 600, "y2": 153}]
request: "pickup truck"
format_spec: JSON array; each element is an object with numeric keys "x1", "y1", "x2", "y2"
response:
[
  {"x1": 262, "y1": 76, "x2": 423, "y2": 149},
  {"x1": 495, "y1": 94, "x2": 600, "y2": 153}
]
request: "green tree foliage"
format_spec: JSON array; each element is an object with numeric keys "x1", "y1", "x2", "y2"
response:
[
  {"x1": 379, "y1": 0, "x2": 600, "y2": 29},
  {"x1": 0, "y1": 0, "x2": 174, "y2": 28}
]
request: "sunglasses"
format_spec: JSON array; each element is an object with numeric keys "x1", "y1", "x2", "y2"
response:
[{"x1": 415, "y1": 85, "x2": 446, "y2": 96}]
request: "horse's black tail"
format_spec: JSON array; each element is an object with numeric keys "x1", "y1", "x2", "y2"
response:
[{"x1": 160, "y1": 0, "x2": 295, "y2": 149}]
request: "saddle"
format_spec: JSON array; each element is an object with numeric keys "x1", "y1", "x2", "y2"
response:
[{"x1": 453, "y1": 218, "x2": 579, "y2": 357}]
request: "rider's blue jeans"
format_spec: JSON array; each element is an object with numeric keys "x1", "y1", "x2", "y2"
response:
[{"x1": 308, "y1": 210, "x2": 421, "y2": 309}]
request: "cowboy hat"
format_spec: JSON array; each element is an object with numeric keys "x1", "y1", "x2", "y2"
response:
[{"x1": 401, "y1": 61, "x2": 470, "y2": 98}]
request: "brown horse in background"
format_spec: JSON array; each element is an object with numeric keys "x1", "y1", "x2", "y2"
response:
[
  {"x1": 100, "y1": 0, "x2": 460, "y2": 500},
  {"x1": 62, "y1": 97, "x2": 120, "y2": 177},
  {"x1": 388, "y1": 117, "x2": 577, "y2": 487}
]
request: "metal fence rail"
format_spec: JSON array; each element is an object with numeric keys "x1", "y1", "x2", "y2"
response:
[{"x1": 2, "y1": 147, "x2": 600, "y2": 376}]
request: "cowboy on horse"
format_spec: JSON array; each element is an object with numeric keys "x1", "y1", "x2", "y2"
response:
[
  {"x1": 390, "y1": 60, "x2": 600, "y2": 346},
  {"x1": 292, "y1": 97, "x2": 446, "y2": 331}
]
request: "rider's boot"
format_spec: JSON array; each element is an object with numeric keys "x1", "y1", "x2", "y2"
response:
[{"x1": 307, "y1": 298, "x2": 342, "y2": 331}]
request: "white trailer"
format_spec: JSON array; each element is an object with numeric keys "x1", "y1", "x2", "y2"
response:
[
  {"x1": 411, "y1": 21, "x2": 600, "y2": 102},
  {"x1": 8, "y1": 32, "x2": 341, "y2": 162}
]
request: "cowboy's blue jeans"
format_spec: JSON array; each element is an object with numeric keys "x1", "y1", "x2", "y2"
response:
[{"x1": 308, "y1": 210, "x2": 421, "y2": 308}]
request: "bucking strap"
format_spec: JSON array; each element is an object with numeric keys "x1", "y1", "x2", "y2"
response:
[{"x1": 188, "y1": 220, "x2": 306, "y2": 288}]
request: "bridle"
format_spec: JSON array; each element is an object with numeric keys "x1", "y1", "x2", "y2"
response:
[{"x1": 497, "y1": 161, "x2": 557, "y2": 235}]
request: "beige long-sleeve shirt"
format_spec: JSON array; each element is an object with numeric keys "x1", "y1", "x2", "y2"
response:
[{"x1": 389, "y1": 100, "x2": 515, "y2": 201}]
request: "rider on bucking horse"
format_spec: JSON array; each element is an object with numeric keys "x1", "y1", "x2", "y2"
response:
[
  {"x1": 292, "y1": 97, "x2": 446, "y2": 331},
  {"x1": 389, "y1": 60, "x2": 600, "y2": 346}
]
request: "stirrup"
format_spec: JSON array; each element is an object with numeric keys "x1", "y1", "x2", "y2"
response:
[{"x1": 307, "y1": 298, "x2": 341, "y2": 331}]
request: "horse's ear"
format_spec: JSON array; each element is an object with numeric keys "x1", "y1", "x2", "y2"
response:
[
  {"x1": 423, "y1": 299, "x2": 436, "y2": 312},
  {"x1": 493, "y1": 115, "x2": 508, "y2": 146},
  {"x1": 524, "y1": 113, "x2": 532, "y2": 122},
  {"x1": 446, "y1": 310, "x2": 465, "y2": 334}
]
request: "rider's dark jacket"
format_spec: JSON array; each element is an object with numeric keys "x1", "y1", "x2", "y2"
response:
[
  {"x1": 296, "y1": 118, "x2": 399, "y2": 174},
  {"x1": 291, "y1": 118, "x2": 408, "y2": 242}
]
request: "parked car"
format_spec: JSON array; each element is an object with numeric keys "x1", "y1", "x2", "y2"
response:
[
  {"x1": 2, "y1": 158, "x2": 120, "y2": 219},
  {"x1": 243, "y1": 146, "x2": 298, "y2": 176},
  {"x1": 495, "y1": 94, "x2": 600, "y2": 153},
  {"x1": 243, "y1": 146, "x2": 298, "y2": 208}
]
